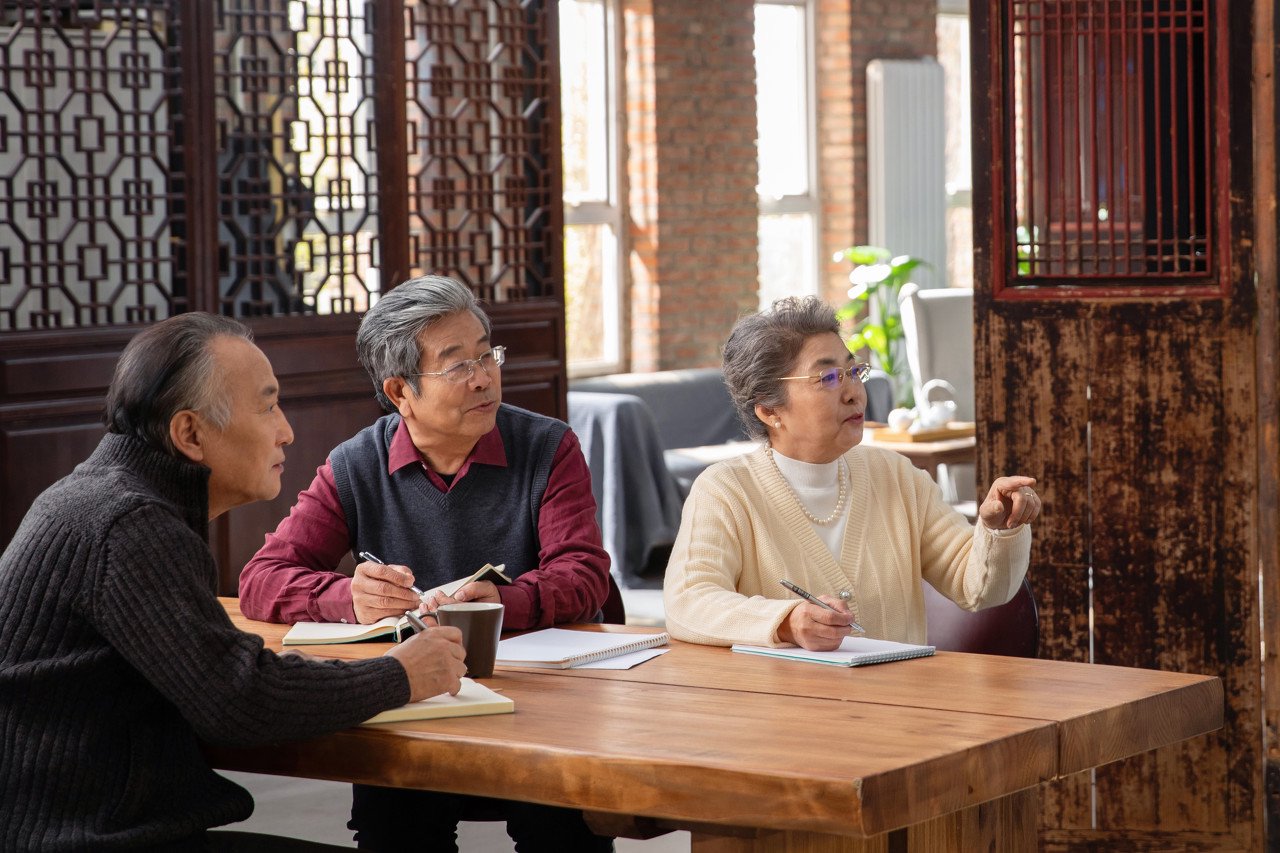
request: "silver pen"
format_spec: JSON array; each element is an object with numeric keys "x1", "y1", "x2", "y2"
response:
[
  {"x1": 358, "y1": 551, "x2": 429, "y2": 602},
  {"x1": 779, "y1": 579, "x2": 865, "y2": 633}
]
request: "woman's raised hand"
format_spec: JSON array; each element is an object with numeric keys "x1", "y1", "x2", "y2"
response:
[{"x1": 979, "y1": 476, "x2": 1042, "y2": 530}]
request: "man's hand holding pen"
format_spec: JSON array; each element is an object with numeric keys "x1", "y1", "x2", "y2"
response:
[{"x1": 352, "y1": 551, "x2": 431, "y2": 624}]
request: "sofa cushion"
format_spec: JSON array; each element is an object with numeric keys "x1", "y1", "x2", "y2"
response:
[{"x1": 570, "y1": 368, "x2": 745, "y2": 450}]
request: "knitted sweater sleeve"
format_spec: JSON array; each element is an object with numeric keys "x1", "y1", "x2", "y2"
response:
[
  {"x1": 662, "y1": 469, "x2": 798, "y2": 647},
  {"x1": 92, "y1": 505, "x2": 410, "y2": 746},
  {"x1": 906, "y1": 462, "x2": 1032, "y2": 612}
]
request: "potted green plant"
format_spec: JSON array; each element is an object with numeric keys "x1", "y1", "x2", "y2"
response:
[{"x1": 832, "y1": 245, "x2": 926, "y2": 409}]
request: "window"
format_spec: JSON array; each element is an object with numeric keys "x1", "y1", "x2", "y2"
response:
[
  {"x1": 938, "y1": 3, "x2": 973, "y2": 289},
  {"x1": 755, "y1": 0, "x2": 819, "y2": 309},
  {"x1": 560, "y1": 0, "x2": 623, "y2": 373}
]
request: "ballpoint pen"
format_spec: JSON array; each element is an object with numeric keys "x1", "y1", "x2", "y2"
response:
[
  {"x1": 779, "y1": 579, "x2": 865, "y2": 633},
  {"x1": 359, "y1": 551, "x2": 430, "y2": 602},
  {"x1": 402, "y1": 610, "x2": 431, "y2": 633}
]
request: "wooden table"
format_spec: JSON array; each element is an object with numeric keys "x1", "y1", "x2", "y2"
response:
[
  {"x1": 209, "y1": 600, "x2": 1222, "y2": 852},
  {"x1": 860, "y1": 432, "x2": 977, "y2": 481}
]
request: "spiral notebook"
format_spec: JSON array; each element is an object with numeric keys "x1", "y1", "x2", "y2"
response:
[
  {"x1": 496, "y1": 628, "x2": 669, "y2": 669},
  {"x1": 731, "y1": 636, "x2": 935, "y2": 667}
]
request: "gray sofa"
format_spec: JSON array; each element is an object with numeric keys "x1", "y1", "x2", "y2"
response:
[{"x1": 567, "y1": 367, "x2": 892, "y2": 586}]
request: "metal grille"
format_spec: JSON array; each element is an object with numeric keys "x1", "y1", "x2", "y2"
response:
[
  {"x1": 0, "y1": 2, "x2": 185, "y2": 330},
  {"x1": 404, "y1": 1, "x2": 557, "y2": 302},
  {"x1": 213, "y1": 0, "x2": 380, "y2": 316},
  {"x1": 1008, "y1": 0, "x2": 1216, "y2": 282}
]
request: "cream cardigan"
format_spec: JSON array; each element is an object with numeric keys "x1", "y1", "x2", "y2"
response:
[{"x1": 662, "y1": 444, "x2": 1031, "y2": 647}]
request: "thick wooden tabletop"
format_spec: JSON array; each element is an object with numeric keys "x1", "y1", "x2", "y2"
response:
[{"x1": 211, "y1": 599, "x2": 1222, "y2": 838}]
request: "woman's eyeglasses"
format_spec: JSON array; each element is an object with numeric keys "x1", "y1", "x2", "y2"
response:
[
  {"x1": 776, "y1": 363, "x2": 871, "y2": 390},
  {"x1": 410, "y1": 346, "x2": 506, "y2": 384}
]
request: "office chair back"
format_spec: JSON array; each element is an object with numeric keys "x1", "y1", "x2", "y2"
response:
[{"x1": 923, "y1": 577, "x2": 1039, "y2": 658}]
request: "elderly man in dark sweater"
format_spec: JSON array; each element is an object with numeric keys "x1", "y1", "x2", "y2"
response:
[
  {"x1": 0, "y1": 313, "x2": 468, "y2": 852},
  {"x1": 239, "y1": 276, "x2": 614, "y2": 851}
]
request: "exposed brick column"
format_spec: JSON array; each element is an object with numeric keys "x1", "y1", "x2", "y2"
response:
[
  {"x1": 624, "y1": 0, "x2": 758, "y2": 371},
  {"x1": 818, "y1": 0, "x2": 938, "y2": 304}
]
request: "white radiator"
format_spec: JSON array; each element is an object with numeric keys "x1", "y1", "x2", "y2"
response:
[{"x1": 866, "y1": 58, "x2": 947, "y2": 289}]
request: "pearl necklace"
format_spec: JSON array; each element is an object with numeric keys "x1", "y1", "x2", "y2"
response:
[{"x1": 765, "y1": 446, "x2": 849, "y2": 526}]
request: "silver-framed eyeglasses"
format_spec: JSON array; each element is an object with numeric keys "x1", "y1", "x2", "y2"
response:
[
  {"x1": 777, "y1": 362, "x2": 871, "y2": 390},
  {"x1": 410, "y1": 346, "x2": 506, "y2": 384}
]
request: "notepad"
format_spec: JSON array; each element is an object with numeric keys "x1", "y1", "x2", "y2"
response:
[
  {"x1": 284, "y1": 614, "x2": 413, "y2": 646},
  {"x1": 496, "y1": 628, "x2": 670, "y2": 669},
  {"x1": 731, "y1": 636, "x2": 935, "y2": 667},
  {"x1": 422, "y1": 563, "x2": 513, "y2": 600},
  {"x1": 282, "y1": 562, "x2": 513, "y2": 645},
  {"x1": 362, "y1": 677, "x2": 514, "y2": 725}
]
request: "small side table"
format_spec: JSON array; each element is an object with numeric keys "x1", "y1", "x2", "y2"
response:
[{"x1": 861, "y1": 432, "x2": 976, "y2": 482}]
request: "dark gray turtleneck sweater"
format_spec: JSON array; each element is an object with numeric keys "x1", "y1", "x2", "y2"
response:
[{"x1": 0, "y1": 434, "x2": 410, "y2": 851}]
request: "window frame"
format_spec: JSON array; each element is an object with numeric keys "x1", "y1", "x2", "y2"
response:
[
  {"x1": 755, "y1": 0, "x2": 822, "y2": 307},
  {"x1": 561, "y1": 0, "x2": 627, "y2": 377}
]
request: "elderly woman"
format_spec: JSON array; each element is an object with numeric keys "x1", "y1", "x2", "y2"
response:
[{"x1": 662, "y1": 296, "x2": 1040, "y2": 651}]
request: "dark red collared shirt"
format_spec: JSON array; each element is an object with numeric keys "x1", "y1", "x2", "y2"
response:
[{"x1": 240, "y1": 418, "x2": 609, "y2": 630}]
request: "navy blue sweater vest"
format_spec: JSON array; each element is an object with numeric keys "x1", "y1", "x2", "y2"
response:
[{"x1": 329, "y1": 405, "x2": 567, "y2": 588}]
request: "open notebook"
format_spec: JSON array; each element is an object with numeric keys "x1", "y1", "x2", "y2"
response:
[
  {"x1": 282, "y1": 563, "x2": 511, "y2": 645},
  {"x1": 497, "y1": 628, "x2": 669, "y2": 669},
  {"x1": 732, "y1": 636, "x2": 935, "y2": 667},
  {"x1": 362, "y1": 677, "x2": 513, "y2": 725}
]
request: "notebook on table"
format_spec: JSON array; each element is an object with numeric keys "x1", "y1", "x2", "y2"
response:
[
  {"x1": 362, "y1": 677, "x2": 514, "y2": 725},
  {"x1": 496, "y1": 628, "x2": 670, "y2": 669},
  {"x1": 731, "y1": 636, "x2": 935, "y2": 667},
  {"x1": 282, "y1": 563, "x2": 511, "y2": 646}
]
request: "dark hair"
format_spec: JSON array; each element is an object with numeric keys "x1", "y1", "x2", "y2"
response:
[
  {"x1": 721, "y1": 296, "x2": 841, "y2": 440},
  {"x1": 104, "y1": 313, "x2": 254, "y2": 455},
  {"x1": 356, "y1": 275, "x2": 491, "y2": 411}
]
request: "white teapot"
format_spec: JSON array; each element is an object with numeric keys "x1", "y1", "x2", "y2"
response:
[{"x1": 916, "y1": 379, "x2": 959, "y2": 429}]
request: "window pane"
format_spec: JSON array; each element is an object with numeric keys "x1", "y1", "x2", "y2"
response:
[
  {"x1": 758, "y1": 213, "x2": 816, "y2": 309},
  {"x1": 564, "y1": 223, "x2": 619, "y2": 365},
  {"x1": 754, "y1": 4, "x2": 809, "y2": 199},
  {"x1": 937, "y1": 14, "x2": 972, "y2": 194},
  {"x1": 560, "y1": 0, "x2": 610, "y2": 204}
]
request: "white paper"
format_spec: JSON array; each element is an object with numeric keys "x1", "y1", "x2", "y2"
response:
[{"x1": 571, "y1": 648, "x2": 669, "y2": 670}]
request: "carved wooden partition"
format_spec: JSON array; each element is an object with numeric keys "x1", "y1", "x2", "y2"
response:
[
  {"x1": 973, "y1": 1, "x2": 1261, "y2": 848},
  {"x1": 0, "y1": 0, "x2": 565, "y2": 593}
]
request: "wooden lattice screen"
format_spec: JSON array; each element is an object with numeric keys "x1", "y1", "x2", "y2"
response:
[
  {"x1": 0, "y1": 0, "x2": 566, "y2": 587},
  {"x1": 1000, "y1": 0, "x2": 1226, "y2": 294},
  {"x1": 0, "y1": 0, "x2": 561, "y2": 330},
  {"x1": 977, "y1": 0, "x2": 1260, "y2": 849}
]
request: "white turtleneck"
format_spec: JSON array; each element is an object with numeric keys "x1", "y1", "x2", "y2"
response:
[{"x1": 768, "y1": 448, "x2": 849, "y2": 560}]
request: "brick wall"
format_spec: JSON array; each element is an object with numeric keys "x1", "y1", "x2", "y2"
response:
[
  {"x1": 625, "y1": 0, "x2": 758, "y2": 371},
  {"x1": 818, "y1": 0, "x2": 938, "y2": 304},
  {"x1": 623, "y1": 0, "x2": 937, "y2": 367}
]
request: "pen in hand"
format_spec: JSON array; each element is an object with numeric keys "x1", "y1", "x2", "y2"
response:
[
  {"x1": 779, "y1": 579, "x2": 865, "y2": 633},
  {"x1": 359, "y1": 551, "x2": 429, "y2": 603}
]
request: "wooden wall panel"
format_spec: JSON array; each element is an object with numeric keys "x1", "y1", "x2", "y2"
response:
[
  {"x1": 978, "y1": 301, "x2": 1257, "y2": 846},
  {"x1": 973, "y1": 0, "x2": 1260, "y2": 846}
]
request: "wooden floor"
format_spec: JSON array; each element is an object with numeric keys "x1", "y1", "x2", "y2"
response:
[{"x1": 221, "y1": 771, "x2": 690, "y2": 851}]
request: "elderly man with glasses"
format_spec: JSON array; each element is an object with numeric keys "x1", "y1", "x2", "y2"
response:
[{"x1": 239, "y1": 275, "x2": 613, "y2": 852}]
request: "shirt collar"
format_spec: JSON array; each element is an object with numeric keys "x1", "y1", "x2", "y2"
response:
[{"x1": 387, "y1": 415, "x2": 508, "y2": 477}]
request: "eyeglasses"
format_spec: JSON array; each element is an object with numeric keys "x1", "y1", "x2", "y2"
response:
[
  {"x1": 409, "y1": 346, "x2": 506, "y2": 384},
  {"x1": 777, "y1": 363, "x2": 871, "y2": 389}
]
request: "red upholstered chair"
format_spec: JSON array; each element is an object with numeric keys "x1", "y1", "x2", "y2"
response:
[{"x1": 923, "y1": 577, "x2": 1039, "y2": 658}]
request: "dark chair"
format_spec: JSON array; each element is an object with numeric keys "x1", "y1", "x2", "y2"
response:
[
  {"x1": 601, "y1": 573, "x2": 627, "y2": 625},
  {"x1": 923, "y1": 576, "x2": 1039, "y2": 657}
]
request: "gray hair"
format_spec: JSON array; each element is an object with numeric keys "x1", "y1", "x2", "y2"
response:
[
  {"x1": 104, "y1": 312, "x2": 254, "y2": 455},
  {"x1": 356, "y1": 275, "x2": 491, "y2": 410},
  {"x1": 721, "y1": 296, "x2": 841, "y2": 440}
]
